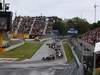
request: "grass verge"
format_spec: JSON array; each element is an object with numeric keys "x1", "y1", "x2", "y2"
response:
[
  {"x1": 0, "y1": 42, "x2": 42, "y2": 61},
  {"x1": 63, "y1": 42, "x2": 74, "y2": 64}
]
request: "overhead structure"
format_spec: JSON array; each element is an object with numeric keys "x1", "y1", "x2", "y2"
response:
[
  {"x1": 0, "y1": 0, "x2": 12, "y2": 52},
  {"x1": 94, "y1": 0, "x2": 98, "y2": 23}
]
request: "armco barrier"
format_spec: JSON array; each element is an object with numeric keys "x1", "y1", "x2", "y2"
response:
[{"x1": 67, "y1": 42, "x2": 83, "y2": 75}]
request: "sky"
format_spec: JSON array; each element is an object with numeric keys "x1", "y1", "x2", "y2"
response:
[{"x1": 4, "y1": 0, "x2": 100, "y2": 23}]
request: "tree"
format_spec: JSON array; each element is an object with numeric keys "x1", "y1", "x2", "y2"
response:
[
  {"x1": 57, "y1": 21, "x2": 66, "y2": 35},
  {"x1": 90, "y1": 21, "x2": 100, "y2": 30},
  {"x1": 53, "y1": 19, "x2": 66, "y2": 35},
  {"x1": 65, "y1": 17, "x2": 90, "y2": 34}
]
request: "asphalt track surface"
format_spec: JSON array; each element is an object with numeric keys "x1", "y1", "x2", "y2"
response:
[
  {"x1": 0, "y1": 39, "x2": 69, "y2": 75},
  {"x1": 0, "y1": 65, "x2": 68, "y2": 75}
]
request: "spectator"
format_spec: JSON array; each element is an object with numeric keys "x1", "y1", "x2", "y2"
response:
[{"x1": 82, "y1": 27, "x2": 100, "y2": 45}]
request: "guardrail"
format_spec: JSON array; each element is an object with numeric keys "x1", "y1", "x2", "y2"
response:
[{"x1": 67, "y1": 41, "x2": 83, "y2": 75}]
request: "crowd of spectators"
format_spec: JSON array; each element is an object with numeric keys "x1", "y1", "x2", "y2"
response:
[
  {"x1": 82, "y1": 27, "x2": 100, "y2": 45},
  {"x1": 45, "y1": 17, "x2": 56, "y2": 35},
  {"x1": 18, "y1": 16, "x2": 34, "y2": 34},
  {"x1": 12, "y1": 16, "x2": 21, "y2": 33},
  {"x1": 30, "y1": 16, "x2": 46, "y2": 36},
  {"x1": 12, "y1": 16, "x2": 57, "y2": 39}
]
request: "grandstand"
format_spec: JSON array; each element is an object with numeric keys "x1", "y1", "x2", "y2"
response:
[
  {"x1": 11, "y1": 16, "x2": 57, "y2": 39},
  {"x1": 81, "y1": 27, "x2": 100, "y2": 46},
  {"x1": 77, "y1": 27, "x2": 100, "y2": 75}
]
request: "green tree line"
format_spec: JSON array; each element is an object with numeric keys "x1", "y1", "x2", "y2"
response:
[{"x1": 53, "y1": 17, "x2": 100, "y2": 35}]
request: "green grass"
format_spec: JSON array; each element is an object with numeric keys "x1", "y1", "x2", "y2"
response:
[
  {"x1": 0, "y1": 42, "x2": 42, "y2": 61},
  {"x1": 63, "y1": 42, "x2": 74, "y2": 64}
]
